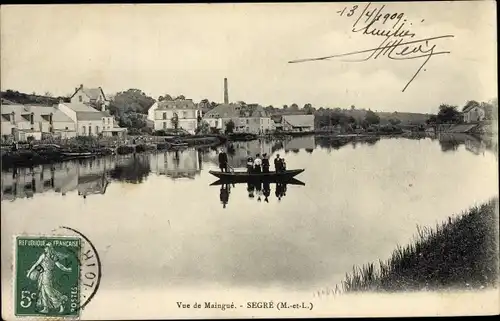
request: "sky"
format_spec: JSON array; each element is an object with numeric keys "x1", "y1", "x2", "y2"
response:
[{"x1": 1, "y1": 2, "x2": 497, "y2": 113}]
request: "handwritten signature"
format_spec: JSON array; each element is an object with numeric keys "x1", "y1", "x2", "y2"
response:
[{"x1": 289, "y1": 3, "x2": 455, "y2": 92}]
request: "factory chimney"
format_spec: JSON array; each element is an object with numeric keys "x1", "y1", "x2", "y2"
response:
[{"x1": 223, "y1": 78, "x2": 229, "y2": 104}]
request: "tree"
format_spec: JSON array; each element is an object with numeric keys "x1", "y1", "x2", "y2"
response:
[
  {"x1": 303, "y1": 103, "x2": 315, "y2": 115},
  {"x1": 265, "y1": 105, "x2": 275, "y2": 114},
  {"x1": 44, "y1": 91, "x2": 52, "y2": 97},
  {"x1": 175, "y1": 95, "x2": 185, "y2": 100},
  {"x1": 481, "y1": 99, "x2": 497, "y2": 120},
  {"x1": 388, "y1": 118, "x2": 401, "y2": 125},
  {"x1": 283, "y1": 105, "x2": 288, "y2": 110},
  {"x1": 437, "y1": 104, "x2": 461, "y2": 124},
  {"x1": 290, "y1": 103, "x2": 299, "y2": 111},
  {"x1": 195, "y1": 120, "x2": 210, "y2": 135},
  {"x1": 109, "y1": 89, "x2": 155, "y2": 115},
  {"x1": 364, "y1": 110, "x2": 380, "y2": 125},
  {"x1": 164, "y1": 94, "x2": 173, "y2": 101},
  {"x1": 225, "y1": 119, "x2": 235, "y2": 134},
  {"x1": 426, "y1": 115, "x2": 438, "y2": 125},
  {"x1": 351, "y1": 105, "x2": 355, "y2": 110},
  {"x1": 462, "y1": 100, "x2": 480, "y2": 112}
]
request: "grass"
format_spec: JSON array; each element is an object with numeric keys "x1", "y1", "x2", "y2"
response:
[{"x1": 340, "y1": 198, "x2": 499, "y2": 293}]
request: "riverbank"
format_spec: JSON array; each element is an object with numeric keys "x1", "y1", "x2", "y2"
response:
[
  {"x1": 1, "y1": 135, "x2": 225, "y2": 169},
  {"x1": 339, "y1": 198, "x2": 499, "y2": 293}
]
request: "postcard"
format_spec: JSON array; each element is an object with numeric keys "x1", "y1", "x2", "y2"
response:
[{"x1": 1, "y1": 2, "x2": 498, "y2": 319}]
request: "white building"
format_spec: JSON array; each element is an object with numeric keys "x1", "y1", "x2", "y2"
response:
[
  {"x1": 203, "y1": 103, "x2": 274, "y2": 134},
  {"x1": 58, "y1": 102, "x2": 126, "y2": 137},
  {"x1": 463, "y1": 105, "x2": 486, "y2": 123},
  {"x1": 147, "y1": 99, "x2": 201, "y2": 135},
  {"x1": 1, "y1": 104, "x2": 77, "y2": 140},
  {"x1": 70, "y1": 84, "x2": 110, "y2": 111},
  {"x1": 273, "y1": 114, "x2": 315, "y2": 132}
]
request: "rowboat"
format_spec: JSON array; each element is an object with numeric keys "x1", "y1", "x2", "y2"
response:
[
  {"x1": 209, "y1": 169, "x2": 304, "y2": 182},
  {"x1": 210, "y1": 177, "x2": 305, "y2": 186}
]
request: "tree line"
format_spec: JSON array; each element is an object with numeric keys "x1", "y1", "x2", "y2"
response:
[{"x1": 426, "y1": 99, "x2": 498, "y2": 125}]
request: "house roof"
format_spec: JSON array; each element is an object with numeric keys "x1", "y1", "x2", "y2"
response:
[
  {"x1": 76, "y1": 112, "x2": 110, "y2": 121},
  {"x1": 203, "y1": 103, "x2": 269, "y2": 118},
  {"x1": 157, "y1": 99, "x2": 197, "y2": 110},
  {"x1": 61, "y1": 103, "x2": 112, "y2": 120},
  {"x1": 463, "y1": 105, "x2": 483, "y2": 113},
  {"x1": 1, "y1": 104, "x2": 73, "y2": 123},
  {"x1": 282, "y1": 114, "x2": 314, "y2": 127},
  {"x1": 71, "y1": 86, "x2": 107, "y2": 101}
]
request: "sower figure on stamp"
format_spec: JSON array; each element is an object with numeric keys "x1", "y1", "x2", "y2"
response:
[{"x1": 26, "y1": 243, "x2": 72, "y2": 314}]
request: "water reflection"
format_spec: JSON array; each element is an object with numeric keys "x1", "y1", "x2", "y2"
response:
[
  {"x1": 315, "y1": 136, "x2": 380, "y2": 150},
  {"x1": 1, "y1": 158, "x2": 114, "y2": 201},
  {"x1": 110, "y1": 154, "x2": 151, "y2": 184},
  {"x1": 437, "y1": 133, "x2": 487, "y2": 155},
  {"x1": 206, "y1": 136, "x2": 317, "y2": 169},
  {"x1": 1, "y1": 135, "x2": 494, "y2": 202},
  {"x1": 210, "y1": 179, "x2": 305, "y2": 208},
  {"x1": 150, "y1": 149, "x2": 201, "y2": 179}
]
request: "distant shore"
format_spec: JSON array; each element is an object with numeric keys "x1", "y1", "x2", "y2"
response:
[
  {"x1": 338, "y1": 198, "x2": 499, "y2": 293},
  {"x1": 0, "y1": 130, "x2": 486, "y2": 169}
]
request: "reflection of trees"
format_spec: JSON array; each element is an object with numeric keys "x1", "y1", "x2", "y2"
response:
[
  {"x1": 110, "y1": 155, "x2": 151, "y2": 183},
  {"x1": 438, "y1": 134, "x2": 465, "y2": 153},
  {"x1": 305, "y1": 148, "x2": 314, "y2": 154},
  {"x1": 316, "y1": 136, "x2": 380, "y2": 150},
  {"x1": 439, "y1": 139, "x2": 461, "y2": 152},
  {"x1": 227, "y1": 143, "x2": 236, "y2": 156},
  {"x1": 271, "y1": 141, "x2": 284, "y2": 153}
]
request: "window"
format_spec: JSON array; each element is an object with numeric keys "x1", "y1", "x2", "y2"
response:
[
  {"x1": 103, "y1": 118, "x2": 106, "y2": 124},
  {"x1": 246, "y1": 119, "x2": 249, "y2": 124},
  {"x1": 79, "y1": 95, "x2": 83, "y2": 102},
  {"x1": 163, "y1": 122, "x2": 167, "y2": 129},
  {"x1": 65, "y1": 127, "x2": 68, "y2": 130},
  {"x1": 163, "y1": 112, "x2": 167, "y2": 120},
  {"x1": 96, "y1": 126, "x2": 99, "y2": 133},
  {"x1": 82, "y1": 126, "x2": 86, "y2": 134},
  {"x1": 89, "y1": 126, "x2": 92, "y2": 135},
  {"x1": 183, "y1": 111, "x2": 187, "y2": 119}
]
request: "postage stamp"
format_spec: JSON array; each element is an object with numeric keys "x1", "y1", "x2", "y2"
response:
[{"x1": 14, "y1": 236, "x2": 82, "y2": 317}]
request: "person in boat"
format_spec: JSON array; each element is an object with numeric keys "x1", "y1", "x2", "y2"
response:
[
  {"x1": 274, "y1": 154, "x2": 282, "y2": 172},
  {"x1": 282, "y1": 158, "x2": 287, "y2": 171},
  {"x1": 247, "y1": 157, "x2": 254, "y2": 174},
  {"x1": 262, "y1": 153, "x2": 270, "y2": 173},
  {"x1": 218, "y1": 149, "x2": 228, "y2": 172},
  {"x1": 254, "y1": 154, "x2": 262, "y2": 173}
]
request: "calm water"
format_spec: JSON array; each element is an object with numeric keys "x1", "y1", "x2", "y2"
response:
[{"x1": 1, "y1": 134, "x2": 498, "y2": 317}]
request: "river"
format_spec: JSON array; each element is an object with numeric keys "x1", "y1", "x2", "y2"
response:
[{"x1": 1, "y1": 134, "x2": 498, "y2": 318}]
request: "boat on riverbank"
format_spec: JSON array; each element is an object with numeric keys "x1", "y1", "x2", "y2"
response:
[{"x1": 209, "y1": 169, "x2": 304, "y2": 182}]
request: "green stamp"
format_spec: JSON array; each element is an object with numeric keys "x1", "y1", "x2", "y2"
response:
[{"x1": 15, "y1": 236, "x2": 81, "y2": 317}]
